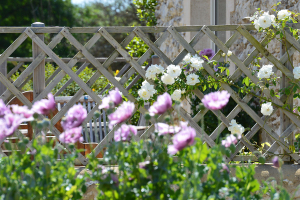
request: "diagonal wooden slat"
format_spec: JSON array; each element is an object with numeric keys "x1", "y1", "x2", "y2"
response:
[
  {"x1": 24, "y1": 28, "x2": 102, "y2": 105},
  {"x1": 134, "y1": 27, "x2": 173, "y2": 66},
  {"x1": 1, "y1": 30, "x2": 64, "y2": 102},
  {"x1": 33, "y1": 31, "x2": 101, "y2": 102}
]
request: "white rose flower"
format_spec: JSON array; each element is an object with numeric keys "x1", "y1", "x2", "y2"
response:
[
  {"x1": 141, "y1": 81, "x2": 156, "y2": 96},
  {"x1": 257, "y1": 12, "x2": 275, "y2": 29},
  {"x1": 293, "y1": 66, "x2": 300, "y2": 79},
  {"x1": 190, "y1": 57, "x2": 204, "y2": 70},
  {"x1": 145, "y1": 64, "x2": 165, "y2": 80},
  {"x1": 161, "y1": 73, "x2": 175, "y2": 85},
  {"x1": 167, "y1": 65, "x2": 181, "y2": 78},
  {"x1": 227, "y1": 50, "x2": 232, "y2": 57},
  {"x1": 278, "y1": 9, "x2": 291, "y2": 20},
  {"x1": 183, "y1": 53, "x2": 192, "y2": 64},
  {"x1": 228, "y1": 119, "x2": 245, "y2": 137},
  {"x1": 138, "y1": 88, "x2": 151, "y2": 100},
  {"x1": 253, "y1": 19, "x2": 260, "y2": 30},
  {"x1": 261, "y1": 102, "x2": 273, "y2": 116},
  {"x1": 115, "y1": 77, "x2": 121, "y2": 81},
  {"x1": 257, "y1": 64, "x2": 274, "y2": 79},
  {"x1": 171, "y1": 89, "x2": 182, "y2": 101},
  {"x1": 145, "y1": 70, "x2": 157, "y2": 80},
  {"x1": 186, "y1": 74, "x2": 200, "y2": 85}
]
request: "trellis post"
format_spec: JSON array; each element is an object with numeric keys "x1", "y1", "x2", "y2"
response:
[
  {"x1": 280, "y1": 30, "x2": 294, "y2": 163},
  {"x1": 32, "y1": 22, "x2": 45, "y2": 98},
  {"x1": 0, "y1": 60, "x2": 7, "y2": 96}
]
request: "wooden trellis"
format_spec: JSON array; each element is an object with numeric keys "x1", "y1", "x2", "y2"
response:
[{"x1": 1, "y1": 23, "x2": 300, "y2": 165}]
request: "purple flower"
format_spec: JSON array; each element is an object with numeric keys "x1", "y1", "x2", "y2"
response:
[
  {"x1": 221, "y1": 163, "x2": 230, "y2": 173},
  {"x1": 221, "y1": 134, "x2": 238, "y2": 148},
  {"x1": 199, "y1": 48, "x2": 215, "y2": 60},
  {"x1": 99, "y1": 88, "x2": 122, "y2": 109},
  {"x1": 108, "y1": 101, "x2": 135, "y2": 129},
  {"x1": 167, "y1": 126, "x2": 196, "y2": 155},
  {"x1": 0, "y1": 99, "x2": 11, "y2": 117},
  {"x1": 0, "y1": 113, "x2": 23, "y2": 140},
  {"x1": 32, "y1": 93, "x2": 56, "y2": 115},
  {"x1": 59, "y1": 126, "x2": 84, "y2": 143},
  {"x1": 139, "y1": 161, "x2": 150, "y2": 169},
  {"x1": 114, "y1": 124, "x2": 137, "y2": 141},
  {"x1": 149, "y1": 93, "x2": 172, "y2": 116},
  {"x1": 202, "y1": 91, "x2": 230, "y2": 110},
  {"x1": 10, "y1": 105, "x2": 34, "y2": 121},
  {"x1": 272, "y1": 156, "x2": 281, "y2": 168},
  {"x1": 61, "y1": 104, "x2": 87, "y2": 130}
]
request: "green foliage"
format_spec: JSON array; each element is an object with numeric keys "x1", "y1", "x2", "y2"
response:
[
  {"x1": 86, "y1": 134, "x2": 284, "y2": 199},
  {"x1": 133, "y1": 0, "x2": 157, "y2": 26},
  {"x1": 0, "y1": 139, "x2": 86, "y2": 199},
  {"x1": 10, "y1": 63, "x2": 109, "y2": 96}
]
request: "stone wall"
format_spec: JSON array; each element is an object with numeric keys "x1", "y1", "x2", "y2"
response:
[{"x1": 155, "y1": 0, "x2": 184, "y2": 61}]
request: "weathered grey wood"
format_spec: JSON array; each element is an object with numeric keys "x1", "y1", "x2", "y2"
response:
[
  {"x1": 50, "y1": 32, "x2": 136, "y2": 127},
  {"x1": 7, "y1": 57, "x2": 137, "y2": 63},
  {"x1": 7, "y1": 61, "x2": 24, "y2": 78},
  {"x1": 1, "y1": 31, "x2": 64, "y2": 102},
  {"x1": 54, "y1": 62, "x2": 90, "y2": 96},
  {"x1": 264, "y1": 123, "x2": 297, "y2": 158},
  {"x1": 0, "y1": 60, "x2": 7, "y2": 96},
  {"x1": 280, "y1": 30, "x2": 294, "y2": 163},
  {"x1": 0, "y1": 32, "x2": 28, "y2": 67},
  {"x1": 0, "y1": 24, "x2": 259, "y2": 34},
  {"x1": 167, "y1": 26, "x2": 196, "y2": 55},
  {"x1": 236, "y1": 26, "x2": 295, "y2": 82},
  {"x1": 99, "y1": 27, "x2": 149, "y2": 80},
  {"x1": 32, "y1": 22, "x2": 45, "y2": 98},
  {"x1": 134, "y1": 27, "x2": 173, "y2": 65},
  {"x1": 33, "y1": 31, "x2": 101, "y2": 102}
]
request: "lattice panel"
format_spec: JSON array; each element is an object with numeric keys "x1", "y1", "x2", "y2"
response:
[{"x1": 0, "y1": 24, "x2": 300, "y2": 165}]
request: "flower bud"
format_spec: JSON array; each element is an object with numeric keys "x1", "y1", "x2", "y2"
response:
[
  {"x1": 222, "y1": 53, "x2": 226, "y2": 57},
  {"x1": 94, "y1": 111, "x2": 101, "y2": 118}
]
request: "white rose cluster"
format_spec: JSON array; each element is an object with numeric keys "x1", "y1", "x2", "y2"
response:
[
  {"x1": 161, "y1": 64, "x2": 182, "y2": 85},
  {"x1": 257, "y1": 64, "x2": 274, "y2": 79},
  {"x1": 228, "y1": 119, "x2": 245, "y2": 137},
  {"x1": 277, "y1": 10, "x2": 291, "y2": 20},
  {"x1": 293, "y1": 66, "x2": 300, "y2": 79},
  {"x1": 145, "y1": 64, "x2": 164, "y2": 80},
  {"x1": 138, "y1": 81, "x2": 157, "y2": 100},
  {"x1": 261, "y1": 102, "x2": 273, "y2": 116},
  {"x1": 183, "y1": 53, "x2": 204, "y2": 70},
  {"x1": 251, "y1": 11, "x2": 275, "y2": 30}
]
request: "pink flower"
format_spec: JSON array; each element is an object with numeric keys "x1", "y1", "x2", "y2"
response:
[
  {"x1": 114, "y1": 124, "x2": 137, "y2": 141},
  {"x1": 99, "y1": 88, "x2": 122, "y2": 109},
  {"x1": 221, "y1": 134, "x2": 238, "y2": 148},
  {"x1": 139, "y1": 161, "x2": 150, "y2": 169},
  {"x1": 10, "y1": 105, "x2": 34, "y2": 121},
  {"x1": 221, "y1": 163, "x2": 229, "y2": 173},
  {"x1": 0, "y1": 113, "x2": 23, "y2": 140},
  {"x1": 59, "y1": 126, "x2": 84, "y2": 143},
  {"x1": 32, "y1": 93, "x2": 56, "y2": 115},
  {"x1": 202, "y1": 91, "x2": 230, "y2": 110},
  {"x1": 0, "y1": 99, "x2": 11, "y2": 117},
  {"x1": 155, "y1": 121, "x2": 188, "y2": 135},
  {"x1": 149, "y1": 93, "x2": 172, "y2": 116},
  {"x1": 167, "y1": 126, "x2": 196, "y2": 155},
  {"x1": 61, "y1": 104, "x2": 87, "y2": 130},
  {"x1": 108, "y1": 101, "x2": 135, "y2": 129}
]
